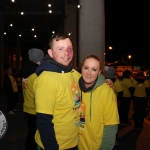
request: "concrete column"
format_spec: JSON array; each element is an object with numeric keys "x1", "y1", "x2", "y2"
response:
[
  {"x1": 64, "y1": 0, "x2": 78, "y2": 69},
  {"x1": 78, "y1": 0, "x2": 105, "y2": 67},
  {"x1": 0, "y1": 13, "x2": 4, "y2": 88}
]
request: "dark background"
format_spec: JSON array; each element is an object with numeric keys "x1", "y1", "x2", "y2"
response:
[
  {"x1": 105, "y1": 1, "x2": 150, "y2": 63},
  {"x1": 1, "y1": 0, "x2": 150, "y2": 64}
]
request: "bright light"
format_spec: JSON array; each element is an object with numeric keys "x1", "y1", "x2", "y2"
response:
[
  {"x1": 77, "y1": 5, "x2": 81, "y2": 8},
  {"x1": 12, "y1": 0, "x2": 15, "y2": 2},
  {"x1": 4, "y1": 32, "x2": 6, "y2": 35},
  {"x1": 10, "y1": 24, "x2": 13, "y2": 27},
  {"x1": 19, "y1": 34, "x2": 21, "y2": 37},
  {"x1": 68, "y1": 33, "x2": 71, "y2": 36},
  {"x1": 34, "y1": 35, "x2": 37, "y2": 38},
  {"x1": 128, "y1": 55, "x2": 131, "y2": 59},
  {"x1": 52, "y1": 31, "x2": 55, "y2": 34},
  {"x1": 48, "y1": 4, "x2": 51, "y2": 7},
  {"x1": 49, "y1": 10, "x2": 52, "y2": 13},
  {"x1": 32, "y1": 28, "x2": 34, "y2": 31},
  {"x1": 21, "y1": 12, "x2": 24, "y2": 15},
  {"x1": 108, "y1": 46, "x2": 112, "y2": 50}
]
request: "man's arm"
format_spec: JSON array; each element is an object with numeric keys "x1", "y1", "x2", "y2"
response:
[
  {"x1": 36, "y1": 113, "x2": 59, "y2": 150},
  {"x1": 105, "y1": 79, "x2": 114, "y2": 89}
]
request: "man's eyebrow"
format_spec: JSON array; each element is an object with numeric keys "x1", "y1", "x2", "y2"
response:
[{"x1": 56, "y1": 46, "x2": 64, "y2": 48}]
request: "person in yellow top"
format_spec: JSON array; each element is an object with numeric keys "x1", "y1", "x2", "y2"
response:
[
  {"x1": 33, "y1": 34, "x2": 114, "y2": 150},
  {"x1": 132, "y1": 72, "x2": 149, "y2": 130},
  {"x1": 146, "y1": 71, "x2": 150, "y2": 107},
  {"x1": 78, "y1": 55, "x2": 119, "y2": 150},
  {"x1": 22, "y1": 48, "x2": 44, "y2": 150},
  {"x1": 119, "y1": 69, "x2": 133, "y2": 125},
  {"x1": 3, "y1": 68, "x2": 18, "y2": 114},
  {"x1": 104, "y1": 66, "x2": 123, "y2": 146}
]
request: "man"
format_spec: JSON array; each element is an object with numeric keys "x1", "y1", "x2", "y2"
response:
[
  {"x1": 3, "y1": 68, "x2": 18, "y2": 114},
  {"x1": 22, "y1": 48, "x2": 44, "y2": 150},
  {"x1": 34, "y1": 33, "x2": 113, "y2": 150}
]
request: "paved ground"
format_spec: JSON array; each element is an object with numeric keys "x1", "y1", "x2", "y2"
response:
[{"x1": 0, "y1": 89, "x2": 150, "y2": 150}]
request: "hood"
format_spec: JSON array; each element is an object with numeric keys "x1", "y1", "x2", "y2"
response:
[
  {"x1": 22, "y1": 61, "x2": 39, "y2": 78},
  {"x1": 79, "y1": 74, "x2": 105, "y2": 93},
  {"x1": 36, "y1": 54, "x2": 74, "y2": 76}
]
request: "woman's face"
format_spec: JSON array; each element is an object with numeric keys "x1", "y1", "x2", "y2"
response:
[{"x1": 81, "y1": 58, "x2": 101, "y2": 88}]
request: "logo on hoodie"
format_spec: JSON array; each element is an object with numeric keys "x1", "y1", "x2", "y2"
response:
[{"x1": 79, "y1": 101, "x2": 86, "y2": 130}]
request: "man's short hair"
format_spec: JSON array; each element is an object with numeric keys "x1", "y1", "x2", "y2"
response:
[{"x1": 49, "y1": 33, "x2": 70, "y2": 49}]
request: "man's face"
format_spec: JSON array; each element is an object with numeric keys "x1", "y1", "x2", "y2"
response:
[{"x1": 48, "y1": 38, "x2": 73, "y2": 66}]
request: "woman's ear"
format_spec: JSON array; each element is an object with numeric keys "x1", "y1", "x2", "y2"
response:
[
  {"x1": 98, "y1": 70, "x2": 102, "y2": 75},
  {"x1": 48, "y1": 49, "x2": 53, "y2": 57}
]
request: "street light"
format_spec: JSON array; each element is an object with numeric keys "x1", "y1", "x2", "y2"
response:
[
  {"x1": 108, "y1": 46, "x2": 112, "y2": 50},
  {"x1": 128, "y1": 55, "x2": 131, "y2": 59}
]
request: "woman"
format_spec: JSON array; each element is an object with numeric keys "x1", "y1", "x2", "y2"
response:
[{"x1": 78, "y1": 55, "x2": 119, "y2": 150}]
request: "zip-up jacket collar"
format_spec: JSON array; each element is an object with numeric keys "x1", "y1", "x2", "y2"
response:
[{"x1": 36, "y1": 54, "x2": 74, "y2": 76}]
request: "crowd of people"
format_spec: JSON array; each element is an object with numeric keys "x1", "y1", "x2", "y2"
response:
[
  {"x1": 104, "y1": 66, "x2": 150, "y2": 131},
  {"x1": 3, "y1": 33, "x2": 150, "y2": 150}
]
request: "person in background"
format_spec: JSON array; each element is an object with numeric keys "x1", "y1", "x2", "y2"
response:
[
  {"x1": 104, "y1": 66, "x2": 123, "y2": 146},
  {"x1": 33, "y1": 33, "x2": 114, "y2": 150},
  {"x1": 119, "y1": 69, "x2": 133, "y2": 125},
  {"x1": 104, "y1": 66, "x2": 123, "y2": 100},
  {"x1": 78, "y1": 55, "x2": 119, "y2": 150},
  {"x1": 132, "y1": 71, "x2": 149, "y2": 130},
  {"x1": 146, "y1": 71, "x2": 150, "y2": 108},
  {"x1": 3, "y1": 67, "x2": 19, "y2": 114},
  {"x1": 22, "y1": 48, "x2": 44, "y2": 150}
]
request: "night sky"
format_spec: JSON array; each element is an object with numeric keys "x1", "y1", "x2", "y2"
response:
[
  {"x1": 1, "y1": 1, "x2": 150, "y2": 64},
  {"x1": 105, "y1": 1, "x2": 150, "y2": 63}
]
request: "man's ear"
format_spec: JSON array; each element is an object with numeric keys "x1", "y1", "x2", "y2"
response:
[{"x1": 48, "y1": 49, "x2": 53, "y2": 57}]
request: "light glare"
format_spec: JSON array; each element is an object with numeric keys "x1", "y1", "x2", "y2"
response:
[
  {"x1": 77, "y1": 5, "x2": 81, "y2": 8},
  {"x1": 108, "y1": 46, "x2": 112, "y2": 50},
  {"x1": 48, "y1": 4, "x2": 51, "y2": 7}
]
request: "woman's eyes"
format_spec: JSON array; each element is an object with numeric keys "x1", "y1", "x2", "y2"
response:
[
  {"x1": 93, "y1": 69, "x2": 97, "y2": 71},
  {"x1": 84, "y1": 67, "x2": 97, "y2": 71},
  {"x1": 84, "y1": 66, "x2": 88, "y2": 70}
]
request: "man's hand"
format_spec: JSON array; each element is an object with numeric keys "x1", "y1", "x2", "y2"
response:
[{"x1": 105, "y1": 79, "x2": 114, "y2": 89}]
